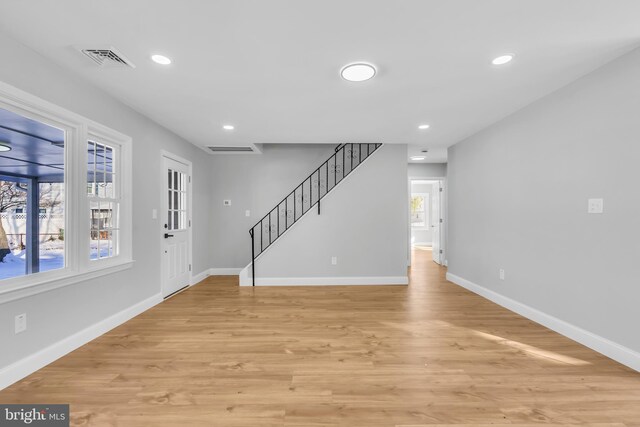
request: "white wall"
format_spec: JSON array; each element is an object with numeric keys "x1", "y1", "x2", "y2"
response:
[
  {"x1": 255, "y1": 144, "x2": 408, "y2": 280},
  {"x1": 408, "y1": 163, "x2": 447, "y2": 178},
  {"x1": 447, "y1": 47, "x2": 640, "y2": 359},
  {"x1": 209, "y1": 144, "x2": 336, "y2": 269},
  {"x1": 0, "y1": 33, "x2": 213, "y2": 371}
]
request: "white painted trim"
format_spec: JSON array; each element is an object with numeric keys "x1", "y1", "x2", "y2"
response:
[
  {"x1": 190, "y1": 269, "x2": 210, "y2": 286},
  {"x1": 0, "y1": 293, "x2": 163, "y2": 390},
  {"x1": 446, "y1": 272, "x2": 640, "y2": 372},
  {"x1": 412, "y1": 242, "x2": 432, "y2": 246},
  {"x1": 0, "y1": 261, "x2": 135, "y2": 304},
  {"x1": 239, "y1": 273, "x2": 408, "y2": 286},
  {"x1": 209, "y1": 268, "x2": 242, "y2": 276}
]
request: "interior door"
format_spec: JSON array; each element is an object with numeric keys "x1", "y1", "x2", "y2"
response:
[
  {"x1": 431, "y1": 181, "x2": 441, "y2": 264},
  {"x1": 162, "y1": 155, "x2": 190, "y2": 297}
]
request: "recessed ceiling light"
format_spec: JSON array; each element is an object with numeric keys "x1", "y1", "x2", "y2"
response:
[
  {"x1": 492, "y1": 54, "x2": 514, "y2": 65},
  {"x1": 0, "y1": 142, "x2": 11, "y2": 152},
  {"x1": 151, "y1": 54, "x2": 171, "y2": 65},
  {"x1": 410, "y1": 156, "x2": 425, "y2": 161},
  {"x1": 341, "y1": 63, "x2": 376, "y2": 82},
  {"x1": 223, "y1": 125, "x2": 235, "y2": 131},
  {"x1": 418, "y1": 124, "x2": 430, "y2": 130}
]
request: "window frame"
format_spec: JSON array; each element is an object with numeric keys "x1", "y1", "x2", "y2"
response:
[
  {"x1": 0, "y1": 80, "x2": 133, "y2": 304},
  {"x1": 86, "y1": 133, "x2": 121, "y2": 263}
]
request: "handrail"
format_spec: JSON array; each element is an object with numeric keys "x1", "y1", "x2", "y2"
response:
[{"x1": 249, "y1": 143, "x2": 382, "y2": 286}]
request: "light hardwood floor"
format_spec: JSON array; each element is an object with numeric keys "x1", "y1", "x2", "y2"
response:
[{"x1": 2, "y1": 248, "x2": 640, "y2": 426}]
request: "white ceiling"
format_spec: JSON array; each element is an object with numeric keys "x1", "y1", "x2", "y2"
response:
[{"x1": 1, "y1": 0, "x2": 639, "y2": 163}]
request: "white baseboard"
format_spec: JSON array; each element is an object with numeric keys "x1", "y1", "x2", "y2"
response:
[
  {"x1": 239, "y1": 274, "x2": 408, "y2": 286},
  {"x1": 209, "y1": 268, "x2": 242, "y2": 276},
  {"x1": 190, "y1": 270, "x2": 210, "y2": 286},
  {"x1": 0, "y1": 293, "x2": 163, "y2": 390},
  {"x1": 446, "y1": 272, "x2": 640, "y2": 373}
]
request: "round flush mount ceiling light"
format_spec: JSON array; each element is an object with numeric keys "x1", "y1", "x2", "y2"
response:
[
  {"x1": 492, "y1": 54, "x2": 514, "y2": 65},
  {"x1": 222, "y1": 125, "x2": 235, "y2": 131},
  {"x1": 151, "y1": 54, "x2": 172, "y2": 65},
  {"x1": 0, "y1": 141, "x2": 11, "y2": 152},
  {"x1": 418, "y1": 124, "x2": 430, "y2": 130},
  {"x1": 410, "y1": 156, "x2": 425, "y2": 161},
  {"x1": 341, "y1": 62, "x2": 377, "y2": 82}
]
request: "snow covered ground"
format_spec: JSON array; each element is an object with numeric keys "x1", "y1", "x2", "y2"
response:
[
  {"x1": 0, "y1": 240, "x2": 65, "y2": 280},
  {"x1": 0, "y1": 239, "x2": 115, "y2": 281}
]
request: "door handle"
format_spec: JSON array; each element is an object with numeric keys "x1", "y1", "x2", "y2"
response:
[{"x1": 164, "y1": 233, "x2": 174, "y2": 238}]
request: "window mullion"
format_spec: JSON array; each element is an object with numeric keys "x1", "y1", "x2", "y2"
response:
[{"x1": 75, "y1": 124, "x2": 90, "y2": 272}]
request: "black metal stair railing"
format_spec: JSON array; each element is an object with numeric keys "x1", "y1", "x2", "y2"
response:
[{"x1": 248, "y1": 143, "x2": 382, "y2": 285}]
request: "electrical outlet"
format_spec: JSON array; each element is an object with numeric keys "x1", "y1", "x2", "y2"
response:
[
  {"x1": 331, "y1": 256, "x2": 337, "y2": 265},
  {"x1": 15, "y1": 313, "x2": 26, "y2": 334},
  {"x1": 223, "y1": 200, "x2": 232, "y2": 206},
  {"x1": 499, "y1": 269, "x2": 505, "y2": 280}
]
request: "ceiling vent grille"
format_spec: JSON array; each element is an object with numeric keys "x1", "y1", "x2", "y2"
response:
[
  {"x1": 79, "y1": 47, "x2": 136, "y2": 68},
  {"x1": 208, "y1": 146, "x2": 255, "y2": 153}
]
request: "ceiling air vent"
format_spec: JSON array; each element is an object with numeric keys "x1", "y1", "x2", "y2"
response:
[
  {"x1": 79, "y1": 47, "x2": 136, "y2": 68},
  {"x1": 208, "y1": 146, "x2": 254, "y2": 153}
]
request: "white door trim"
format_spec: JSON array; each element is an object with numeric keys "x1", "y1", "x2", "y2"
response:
[{"x1": 160, "y1": 150, "x2": 193, "y2": 298}]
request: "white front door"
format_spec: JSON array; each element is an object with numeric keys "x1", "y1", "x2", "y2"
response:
[
  {"x1": 162, "y1": 155, "x2": 191, "y2": 297},
  {"x1": 432, "y1": 181, "x2": 442, "y2": 264}
]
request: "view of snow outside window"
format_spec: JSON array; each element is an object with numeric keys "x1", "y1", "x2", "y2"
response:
[{"x1": 0, "y1": 182, "x2": 65, "y2": 280}]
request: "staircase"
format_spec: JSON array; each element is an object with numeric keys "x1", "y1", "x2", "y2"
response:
[{"x1": 245, "y1": 143, "x2": 383, "y2": 286}]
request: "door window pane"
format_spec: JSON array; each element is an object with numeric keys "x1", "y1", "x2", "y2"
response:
[{"x1": 166, "y1": 168, "x2": 187, "y2": 231}]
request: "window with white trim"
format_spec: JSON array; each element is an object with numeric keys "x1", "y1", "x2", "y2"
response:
[
  {"x1": 0, "y1": 80, "x2": 132, "y2": 300},
  {"x1": 0, "y1": 106, "x2": 67, "y2": 281},
  {"x1": 410, "y1": 193, "x2": 429, "y2": 229},
  {"x1": 87, "y1": 139, "x2": 120, "y2": 260}
]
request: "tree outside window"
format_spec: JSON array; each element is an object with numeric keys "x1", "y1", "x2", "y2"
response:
[{"x1": 410, "y1": 193, "x2": 429, "y2": 229}]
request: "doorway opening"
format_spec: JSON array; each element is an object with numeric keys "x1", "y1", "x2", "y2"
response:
[{"x1": 409, "y1": 178, "x2": 445, "y2": 266}]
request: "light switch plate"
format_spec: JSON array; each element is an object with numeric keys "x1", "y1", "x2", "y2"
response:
[
  {"x1": 15, "y1": 313, "x2": 26, "y2": 334},
  {"x1": 245, "y1": 210, "x2": 250, "y2": 217},
  {"x1": 588, "y1": 198, "x2": 604, "y2": 214},
  {"x1": 331, "y1": 256, "x2": 337, "y2": 265},
  {"x1": 152, "y1": 209, "x2": 158, "y2": 219}
]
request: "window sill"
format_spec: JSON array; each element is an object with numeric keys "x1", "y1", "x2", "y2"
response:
[{"x1": 0, "y1": 260, "x2": 135, "y2": 304}]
